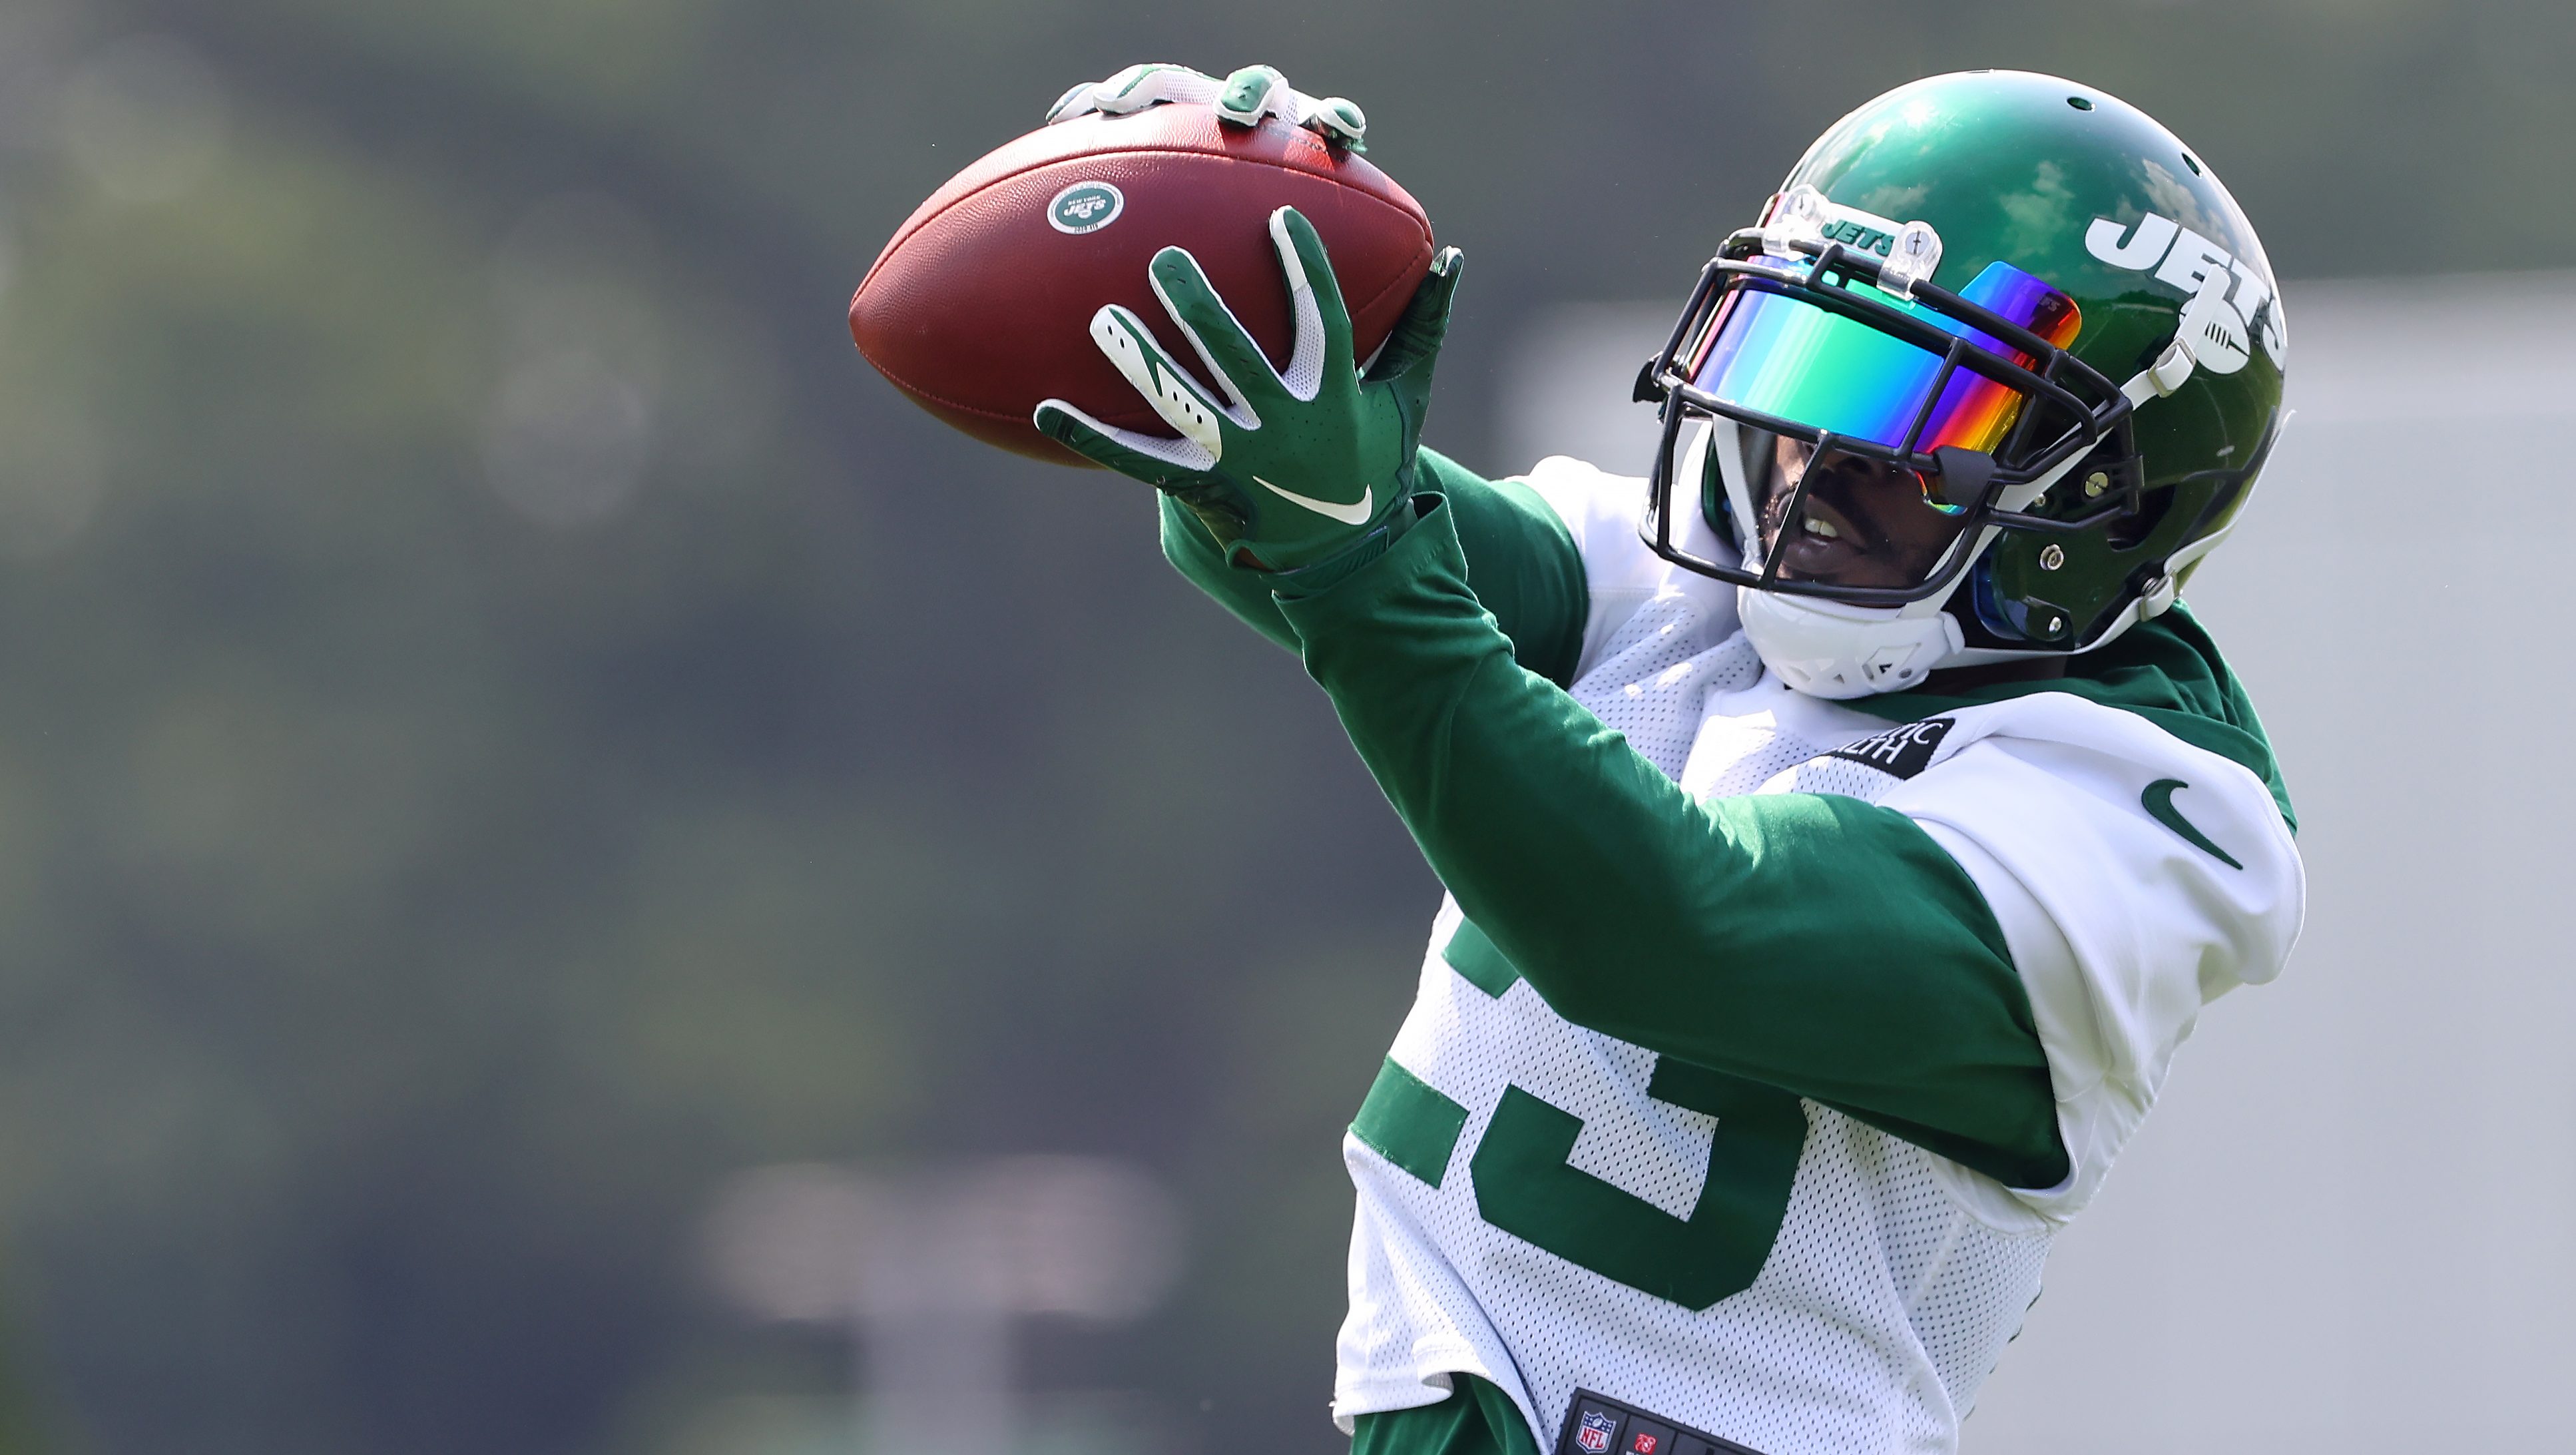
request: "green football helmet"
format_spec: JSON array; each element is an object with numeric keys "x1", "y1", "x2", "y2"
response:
[{"x1": 1635, "y1": 70, "x2": 2286, "y2": 697}]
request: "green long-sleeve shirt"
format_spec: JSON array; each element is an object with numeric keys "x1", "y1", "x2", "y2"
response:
[
  {"x1": 1159, "y1": 449, "x2": 1591, "y2": 686},
  {"x1": 1161, "y1": 449, "x2": 2291, "y2": 1189}
]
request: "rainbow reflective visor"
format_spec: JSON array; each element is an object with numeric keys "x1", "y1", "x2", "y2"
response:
[{"x1": 1684, "y1": 258, "x2": 2084, "y2": 459}]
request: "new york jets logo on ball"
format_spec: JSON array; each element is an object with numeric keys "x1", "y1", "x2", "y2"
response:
[{"x1": 1047, "y1": 180, "x2": 1125, "y2": 234}]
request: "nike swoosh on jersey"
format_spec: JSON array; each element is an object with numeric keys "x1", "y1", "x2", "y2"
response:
[
  {"x1": 1253, "y1": 475, "x2": 1374, "y2": 525},
  {"x1": 2142, "y1": 778, "x2": 2242, "y2": 870}
]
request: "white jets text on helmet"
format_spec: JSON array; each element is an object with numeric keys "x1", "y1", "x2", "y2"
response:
[{"x1": 2085, "y1": 212, "x2": 2286, "y2": 369}]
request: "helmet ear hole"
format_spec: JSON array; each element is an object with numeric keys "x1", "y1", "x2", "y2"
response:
[
  {"x1": 2105, "y1": 481, "x2": 2173, "y2": 549},
  {"x1": 2045, "y1": 430, "x2": 2141, "y2": 521}
]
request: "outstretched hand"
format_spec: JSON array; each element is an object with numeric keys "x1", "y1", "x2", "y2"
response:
[{"x1": 1034, "y1": 207, "x2": 1464, "y2": 573}]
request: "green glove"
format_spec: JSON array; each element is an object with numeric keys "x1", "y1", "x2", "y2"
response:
[
  {"x1": 1034, "y1": 206, "x2": 1465, "y2": 572},
  {"x1": 1045, "y1": 63, "x2": 1366, "y2": 150}
]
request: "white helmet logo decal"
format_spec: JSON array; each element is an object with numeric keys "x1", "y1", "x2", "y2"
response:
[
  {"x1": 2177, "y1": 277, "x2": 2252, "y2": 376},
  {"x1": 2087, "y1": 212, "x2": 2286, "y2": 370}
]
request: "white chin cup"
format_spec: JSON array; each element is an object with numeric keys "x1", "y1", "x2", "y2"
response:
[{"x1": 1736, "y1": 587, "x2": 1965, "y2": 699}]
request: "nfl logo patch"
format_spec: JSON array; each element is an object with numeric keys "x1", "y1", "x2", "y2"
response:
[{"x1": 1576, "y1": 1410, "x2": 1618, "y2": 1453}]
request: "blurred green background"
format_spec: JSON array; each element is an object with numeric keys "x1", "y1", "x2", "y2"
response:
[{"x1": 0, "y1": 1, "x2": 2570, "y2": 1451}]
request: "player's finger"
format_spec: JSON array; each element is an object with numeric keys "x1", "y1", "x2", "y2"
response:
[
  {"x1": 1032, "y1": 398, "x2": 1213, "y2": 485},
  {"x1": 1216, "y1": 65, "x2": 1289, "y2": 127},
  {"x1": 1086, "y1": 304, "x2": 1229, "y2": 461},
  {"x1": 1306, "y1": 96, "x2": 1367, "y2": 150},
  {"x1": 1095, "y1": 63, "x2": 1220, "y2": 115},
  {"x1": 1366, "y1": 246, "x2": 1464, "y2": 384},
  {"x1": 1269, "y1": 206, "x2": 1356, "y2": 398},
  {"x1": 1149, "y1": 246, "x2": 1276, "y2": 419},
  {"x1": 1043, "y1": 81, "x2": 1099, "y2": 125}
]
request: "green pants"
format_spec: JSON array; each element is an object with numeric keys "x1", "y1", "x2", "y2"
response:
[{"x1": 1351, "y1": 1374, "x2": 1542, "y2": 1455}]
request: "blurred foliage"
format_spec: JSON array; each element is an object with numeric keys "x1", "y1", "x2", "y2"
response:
[{"x1": 0, "y1": 0, "x2": 2563, "y2": 1451}]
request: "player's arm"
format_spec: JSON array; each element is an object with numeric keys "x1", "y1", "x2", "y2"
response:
[
  {"x1": 1276, "y1": 498, "x2": 2068, "y2": 1189},
  {"x1": 1159, "y1": 450, "x2": 1589, "y2": 685}
]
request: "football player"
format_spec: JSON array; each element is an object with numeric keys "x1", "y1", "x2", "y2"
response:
[{"x1": 1035, "y1": 65, "x2": 2303, "y2": 1455}]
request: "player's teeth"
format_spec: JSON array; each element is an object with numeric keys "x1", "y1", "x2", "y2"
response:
[{"x1": 1804, "y1": 515, "x2": 1839, "y2": 539}]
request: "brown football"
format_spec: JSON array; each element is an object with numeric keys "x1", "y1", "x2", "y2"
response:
[{"x1": 850, "y1": 105, "x2": 1436, "y2": 466}]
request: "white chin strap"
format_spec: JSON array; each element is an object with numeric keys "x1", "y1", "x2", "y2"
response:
[
  {"x1": 1737, "y1": 587, "x2": 1966, "y2": 699},
  {"x1": 1718, "y1": 335, "x2": 2206, "y2": 700}
]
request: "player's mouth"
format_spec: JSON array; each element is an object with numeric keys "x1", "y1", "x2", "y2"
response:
[{"x1": 1768, "y1": 488, "x2": 1876, "y2": 581}]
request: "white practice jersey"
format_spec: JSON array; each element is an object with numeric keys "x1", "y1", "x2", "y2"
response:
[{"x1": 1332, "y1": 458, "x2": 2305, "y2": 1454}]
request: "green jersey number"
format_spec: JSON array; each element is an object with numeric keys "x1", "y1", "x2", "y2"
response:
[
  {"x1": 1469, "y1": 1059, "x2": 1805, "y2": 1310},
  {"x1": 1349, "y1": 920, "x2": 1809, "y2": 1312}
]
